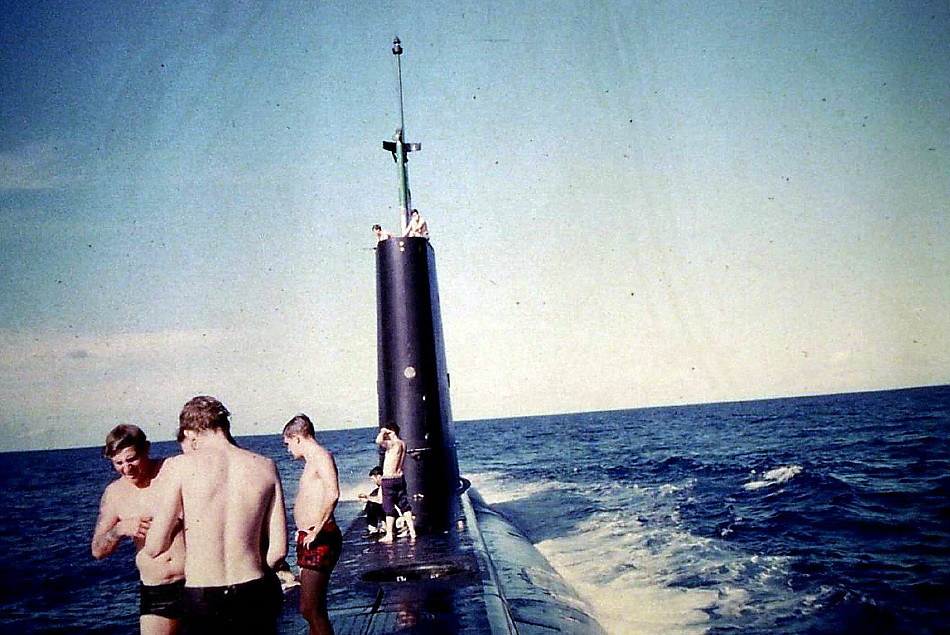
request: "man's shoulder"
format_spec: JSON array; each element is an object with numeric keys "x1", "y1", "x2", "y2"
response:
[
  {"x1": 230, "y1": 447, "x2": 278, "y2": 477},
  {"x1": 234, "y1": 445, "x2": 275, "y2": 464},
  {"x1": 102, "y1": 477, "x2": 127, "y2": 498},
  {"x1": 303, "y1": 449, "x2": 334, "y2": 475},
  {"x1": 102, "y1": 475, "x2": 143, "y2": 506},
  {"x1": 162, "y1": 453, "x2": 189, "y2": 469},
  {"x1": 153, "y1": 455, "x2": 182, "y2": 478}
]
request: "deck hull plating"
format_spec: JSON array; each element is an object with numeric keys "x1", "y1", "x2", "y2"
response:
[{"x1": 278, "y1": 489, "x2": 606, "y2": 634}]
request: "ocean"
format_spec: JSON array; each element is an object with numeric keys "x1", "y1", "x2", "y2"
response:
[{"x1": 0, "y1": 385, "x2": 947, "y2": 634}]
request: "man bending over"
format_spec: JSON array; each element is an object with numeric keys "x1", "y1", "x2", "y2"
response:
[{"x1": 92, "y1": 424, "x2": 185, "y2": 634}]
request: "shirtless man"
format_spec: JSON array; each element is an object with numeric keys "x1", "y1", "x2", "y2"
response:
[
  {"x1": 92, "y1": 424, "x2": 185, "y2": 635},
  {"x1": 358, "y1": 466, "x2": 385, "y2": 534},
  {"x1": 282, "y1": 414, "x2": 342, "y2": 635},
  {"x1": 144, "y1": 396, "x2": 287, "y2": 635},
  {"x1": 403, "y1": 208, "x2": 429, "y2": 238},
  {"x1": 372, "y1": 224, "x2": 394, "y2": 243},
  {"x1": 375, "y1": 423, "x2": 417, "y2": 543}
]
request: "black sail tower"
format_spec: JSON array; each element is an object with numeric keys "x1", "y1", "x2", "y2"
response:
[
  {"x1": 376, "y1": 38, "x2": 460, "y2": 534},
  {"x1": 318, "y1": 40, "x2": 607, "y2": 635}
]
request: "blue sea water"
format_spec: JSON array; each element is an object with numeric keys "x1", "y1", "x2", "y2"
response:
[{"x1": 0, "y1": 385, "x2": 948, "y2": 634}]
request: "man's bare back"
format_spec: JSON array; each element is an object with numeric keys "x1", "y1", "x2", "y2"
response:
[{"x1": 146, "y1": 433, "x2": 287, "y2": 587}]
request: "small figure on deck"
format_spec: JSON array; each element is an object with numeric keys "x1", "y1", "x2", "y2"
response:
[
  {"x1": 372, "y1": 224, "x2": 394, "y2": 243},
  {"x1": 282, "y1": 414, "x2": 343, "y2": 635},
  {"x1": 403, "y1": 208, "x2": 429, "y2": 238},
  {"x1": 358, "y1": 466, "x2": 385, "y2": 534},
  {"x1": 375, "y1": 423, "x2": 417, "y2": 543},
  {"x1": 144, "y1": 396, "x2": 287, "y2": 635},
  {"x1": 91, "y1": 425, "x2": 185, "y2": 635}
]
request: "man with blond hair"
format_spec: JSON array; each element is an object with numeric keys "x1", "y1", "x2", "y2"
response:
[{"x1": 145, "y1": 396, "x2": 287, "y2": 634}]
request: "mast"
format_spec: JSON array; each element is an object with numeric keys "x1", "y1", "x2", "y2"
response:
[{"x1": 382, "y1": 37, "x2": 421, "y2": 233}]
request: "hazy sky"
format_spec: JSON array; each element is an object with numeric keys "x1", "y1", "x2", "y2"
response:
[{"x1": 2, "y1": 0, "x2": 947, "y2": 451}]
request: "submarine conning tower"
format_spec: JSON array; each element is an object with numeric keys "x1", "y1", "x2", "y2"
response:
[
  {"x1": 300, "y1": 39, "x2": 607, "y2": 634},
  {"x1": 376, "y1": 236, "x2": 461, "y2": 533},
  {"x1": 376, "y1": 37, "x2": 461, "y2": 535}
]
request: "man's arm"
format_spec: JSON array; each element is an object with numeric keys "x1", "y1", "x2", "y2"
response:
[
  {"x1": 91, "y1": 487, "x2": 121, "y2": 559},
  {"x1": 301, "y1": 451, "x2": 340, "y2": 547},
  {"x1": 264, "y1": 463, "x2": 288, "y2": 570},
  {"x1": 91, "y1": 485, "x2": 151, "y2": 559},
  {"x1": 313, "y1": 451, "x2": 340, "y2": 519},
  {"x1": 142, "y1": 460, "x2": 183, "y2": 559}
]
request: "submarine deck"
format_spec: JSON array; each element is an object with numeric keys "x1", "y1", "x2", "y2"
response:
[
  {"x1": 279, "y1": 490, "x2": 605, "y2": 634},
  {"x1": 279, "y1": 492, "x2": 508, "y2": 634}
]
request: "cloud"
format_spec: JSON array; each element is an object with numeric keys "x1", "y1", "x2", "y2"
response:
[{"x1": 0, "y1": 325, "x2": 377, "y2": 451}]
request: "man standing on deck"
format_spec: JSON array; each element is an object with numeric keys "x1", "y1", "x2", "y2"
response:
[
  {"x1": 92, "y1": 424, "x2": 185, "y2": 635},
  {"x1": 144, "y1": 396, "x2": 287, "y2": 635},
  {"x1": 282, "y1": 414, "x2": 342, "y2": 635},
  {"x1": 375, "y1": 423, "x2": 417, "y2": 543}
]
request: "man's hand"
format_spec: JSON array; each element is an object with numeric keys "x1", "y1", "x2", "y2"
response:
[
  {"x1": 301, "y1": 526, "x2": 320, "y2": 549},
  {"x1": 116, "y1": 515, "x2": 151, "y2": 541}
]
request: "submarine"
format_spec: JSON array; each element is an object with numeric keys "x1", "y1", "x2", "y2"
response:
[{"x1": 285, "y1": 39, "x2": 608, "y2": 634}]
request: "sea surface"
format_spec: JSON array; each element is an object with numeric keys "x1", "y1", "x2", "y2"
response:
[{"x1": 1, "y1": 385, "x2": 948, "y2": 634}]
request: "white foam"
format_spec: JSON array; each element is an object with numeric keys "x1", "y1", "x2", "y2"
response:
[
  {"x1": 466, "y1": 471, "x2": 561, "y2": 504},
  {"x1": 743, "y1": 465, "x2": 803, "y2": 490},
  {"x1": 467, "y1": 471, "x2": 805, "y2": 635},
  {"x1": 536, "y1": 520, "x2": 716, "y2": 635}
]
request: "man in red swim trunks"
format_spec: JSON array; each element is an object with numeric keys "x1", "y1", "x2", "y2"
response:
[{"x1": 282, "y1": 414, "x2": 342, "y2": 635}]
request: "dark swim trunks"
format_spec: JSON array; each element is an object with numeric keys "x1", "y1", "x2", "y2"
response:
[
  {"x1": 181, "y1": 572, "x2": 282, "y2": 635},
  {"x1": 139, "y1": 579, "x2": 184, "y2": 618},
  {"x1": 365, "y1": 501, "x2": 385, "y2": 528},
  {"x1": 381, "y1": 476, "x2": 412, "y2": 517},
  {"x1": 296, "y1": 518, "x2": 342, "y2": 572}
]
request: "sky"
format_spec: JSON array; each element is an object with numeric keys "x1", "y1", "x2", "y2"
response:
[{"x1": 1, "y1": 0, "x2": 947, "y2": 451}]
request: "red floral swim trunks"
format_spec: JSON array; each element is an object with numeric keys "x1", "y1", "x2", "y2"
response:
[{"x1": 296, "y1": 518, "x2": 342, "y2": 572}]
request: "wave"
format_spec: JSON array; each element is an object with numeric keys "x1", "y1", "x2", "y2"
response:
[
  {"x1": 743, "y1": 465, "x2": 803, "y2": 490},
  {"x1": 468, "y1": 470, "x2": 816, "y2": 635}
]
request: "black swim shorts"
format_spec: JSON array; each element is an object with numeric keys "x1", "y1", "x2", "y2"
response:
[
  {"x1": 181, "y1": 573, "x2": 282, "y2": 635},
  {"x1": 381, "y1": 476, "x2": 412, "y2": 517},
  {"x1": 139, "y1": 579, "x2": 185, "y2": 619}
]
